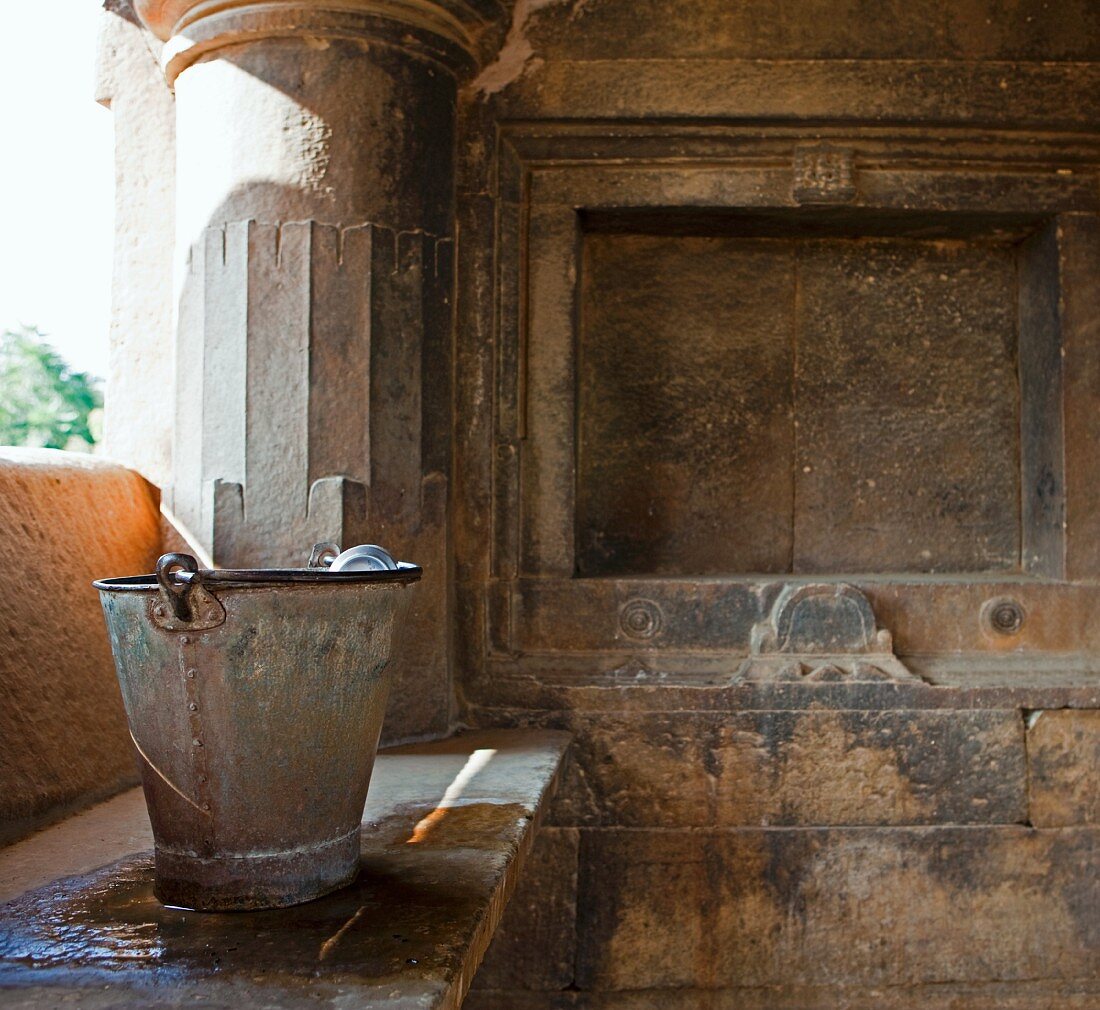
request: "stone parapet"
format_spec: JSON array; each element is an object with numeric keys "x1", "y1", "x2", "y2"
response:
[{"x1": 0, "y1": 449, "x2": 161, "y2": 842}]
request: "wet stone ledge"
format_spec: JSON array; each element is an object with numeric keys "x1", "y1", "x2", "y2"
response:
[{"x1": 0, "y1": 730, "x2": 570, "y2": 1010}]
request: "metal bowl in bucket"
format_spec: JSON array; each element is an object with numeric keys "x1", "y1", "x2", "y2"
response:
[{"x1": 93, "y1": 544, "x2": 420, "y2": 912}]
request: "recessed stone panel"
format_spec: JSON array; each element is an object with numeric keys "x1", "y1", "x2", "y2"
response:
[
  {"x1": 793, "y1": 238, "x2": 1020, "y2": 573},
  {"x1": 577, "y1": 228, "x2": 1022, "y2": 577},
  {"x1": 577, "y1": 234, "x2": 796, "y2": 576},
  {"x1": 542, "y1": 710, "x2": 1024, "y2": 828}
]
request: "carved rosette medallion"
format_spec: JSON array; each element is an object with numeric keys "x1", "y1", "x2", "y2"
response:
[{"x1": 619, "y1": 599, "x2": 664, "y2": 641}]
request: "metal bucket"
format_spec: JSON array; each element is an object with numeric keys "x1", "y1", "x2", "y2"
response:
[{"x1": 93, "y1": 545, "x2": 420, "y2": 912}]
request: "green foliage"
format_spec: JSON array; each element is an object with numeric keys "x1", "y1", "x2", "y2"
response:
[{"x1": 0, "y1": 325, "x2": 103, "y2": 450}]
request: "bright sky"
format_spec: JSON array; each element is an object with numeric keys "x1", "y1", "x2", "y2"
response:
[{"x1": 0, "y1": 1, "x2": 114, "y2": 379}]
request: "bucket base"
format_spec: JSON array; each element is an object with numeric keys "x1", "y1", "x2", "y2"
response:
[{"x1": 153, "y1": 828, "x2": 361, "y2": 911}]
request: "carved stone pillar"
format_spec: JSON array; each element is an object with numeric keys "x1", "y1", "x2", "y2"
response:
[
  {"x1": 133, "y1": 0, "x2": 473, "y2": 565},
  {"x1": 134, "y1": 0, "x2": 493, "y2": 735}
]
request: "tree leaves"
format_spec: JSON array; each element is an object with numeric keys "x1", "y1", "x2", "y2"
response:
[{"x1": 0, "y1": 325, "x2": 103, "y2": 450}]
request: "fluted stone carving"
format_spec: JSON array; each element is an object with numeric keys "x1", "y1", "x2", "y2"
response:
[{"x1": 174, "y1": 221, "x2": 451, "y2": 566}]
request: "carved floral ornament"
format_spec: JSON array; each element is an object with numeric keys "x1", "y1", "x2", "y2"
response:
[
  {"x1": 132, "y1": 0, "x2": 496, "y2": 82},
  {"x1": 740, "y1": 583, "x2": 922, "y2": 684}
]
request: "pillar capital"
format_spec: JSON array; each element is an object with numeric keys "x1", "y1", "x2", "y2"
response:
[{"x1": 133, "y1": 0, "x2": 499, "y2": 83}]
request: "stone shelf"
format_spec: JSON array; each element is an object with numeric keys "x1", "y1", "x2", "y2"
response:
[{"x1": 0, "y1": 729, "x2": 570, "y2": 1010}]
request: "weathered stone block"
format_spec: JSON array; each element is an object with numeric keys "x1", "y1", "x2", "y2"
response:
[
  {"x1": 548, "y1": 709, "x2": 1025, "y2": 828},
  {"x1": 1028, "y1": 709, "x2": 1100, "y2": 827},
  {"x1": 550, "y1": 714, "x2": 714, "y2": 828},
  {"x1": 473, "y1": 827, "x2": 579, "y2": 990},
  {"x1": 466, "y1": 980, "x2": 1100, "y2": 1010},
  {"x1": 713, "y1": 709, "x2": 1026, "y2": 826},
  {"x1": 576, "y1": 827, "x2": 1098, "y2": 990}
]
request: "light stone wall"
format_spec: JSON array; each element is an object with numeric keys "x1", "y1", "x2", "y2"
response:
[
  {"x1": 456, "y1": 3, "x2": 1100, "y2": 1007},
  {"x1": 94, "y1": 1, "x2": 175, "y2": 494}
]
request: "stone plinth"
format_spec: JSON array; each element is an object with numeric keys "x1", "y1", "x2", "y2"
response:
[{"x1": 0, "y1": 730, "x2": 570, "y2": 1010}]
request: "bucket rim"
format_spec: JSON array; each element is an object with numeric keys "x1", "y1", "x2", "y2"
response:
[{"x1": 93, "y1": 563, "x2": 422, "y2": 592}]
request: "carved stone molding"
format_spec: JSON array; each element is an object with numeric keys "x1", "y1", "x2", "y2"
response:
[
  {"x1": 739, "y1": 583, "x2": 922, "y2": 683},
  {"x1": 791, "y1": 145, "x2": 857, "y2": 204},
  {"x1": 133, "y1": 0, "x2": 497, "y2": 82}
]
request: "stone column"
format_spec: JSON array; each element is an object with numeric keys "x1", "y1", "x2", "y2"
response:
[
  {"x1": 133, "y1": 0, "x2": 493, "y2": 736},
  {"x1": 134, "y1": 0, "x2": 471, "y2": 564}
]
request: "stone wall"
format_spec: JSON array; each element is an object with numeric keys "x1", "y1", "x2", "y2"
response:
[
  {"x1": 452, "y1": 3, "x2": 1100, "y2": 1005},
  {"x1": 466, "y1": 686, "x2": 1099, "y2": 1007}
]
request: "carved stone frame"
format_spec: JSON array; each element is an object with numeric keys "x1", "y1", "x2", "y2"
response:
[{"x1": 485, "y1": 123, "x2": 1100, "y2": 673}]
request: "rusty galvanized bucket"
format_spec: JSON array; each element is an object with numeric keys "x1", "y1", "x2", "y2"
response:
[{"x1": 93, "y1": 545, "x2": 420, "y2": 912}]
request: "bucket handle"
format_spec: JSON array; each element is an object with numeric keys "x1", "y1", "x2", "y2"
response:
[
  {"x1": 154, "y1": 553, "x2": 226, "y2": 631},
  {"x1": 158, "y1": 553, "x2": 199, "y2": 620},
  {"x1": 308, "y1": 542, "x2": 340, "y2": 569}
]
